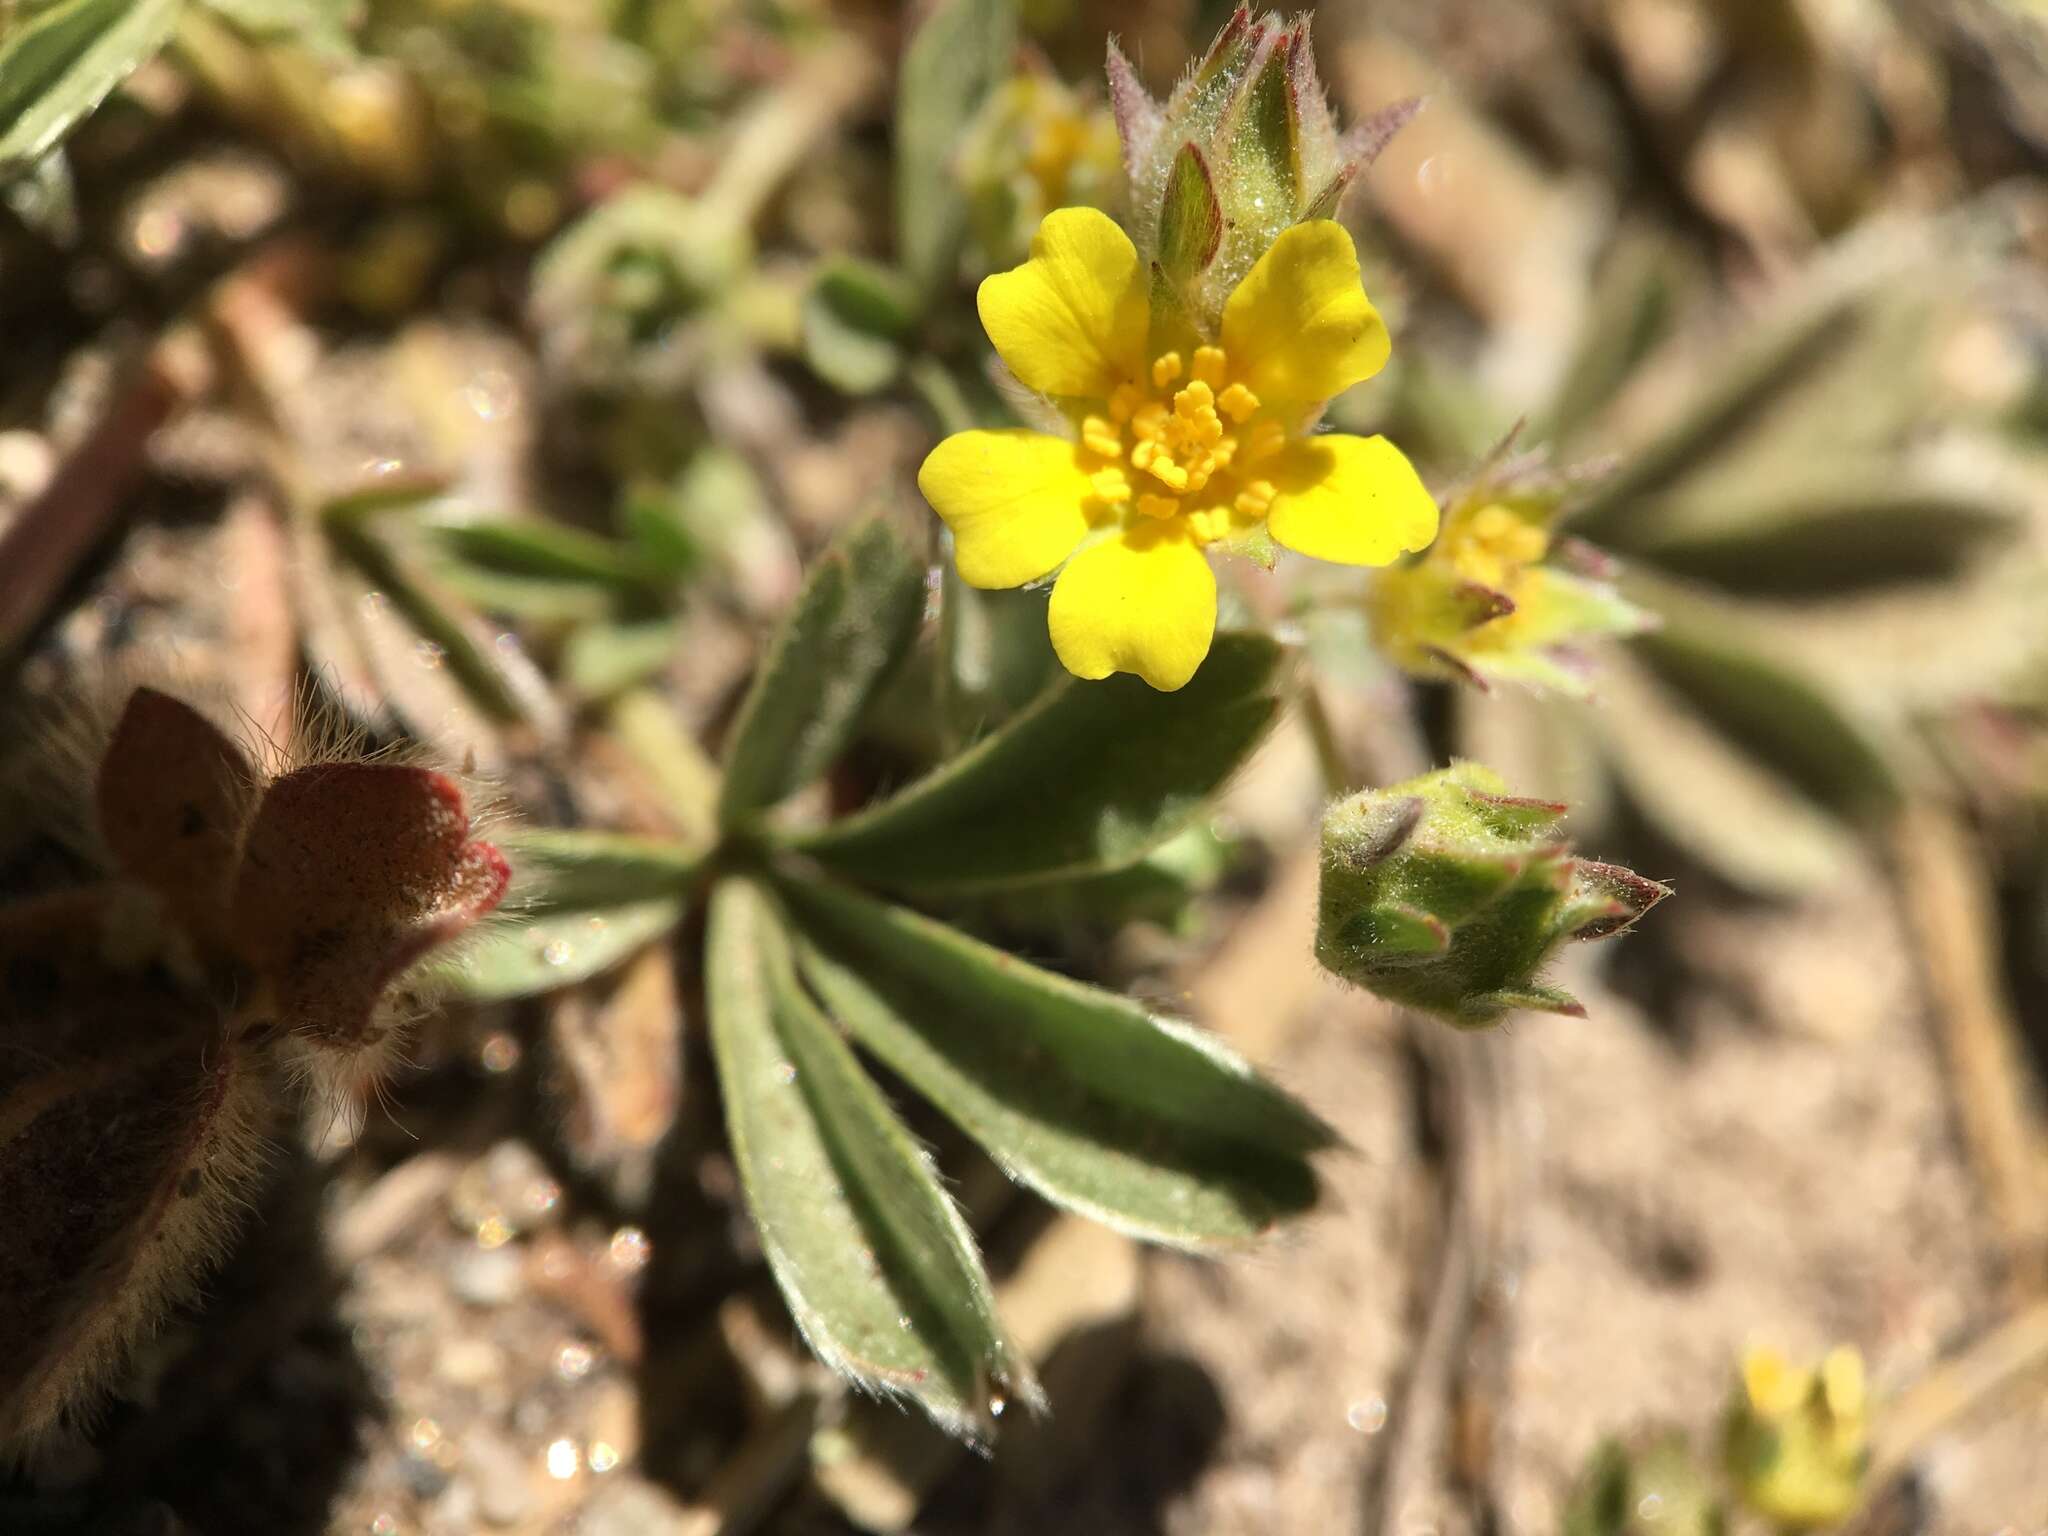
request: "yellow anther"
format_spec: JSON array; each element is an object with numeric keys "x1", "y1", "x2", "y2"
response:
[
  {"x1": 1186, "y1": 506, "x2": 1233, "y2": 543},
  {"x1": 1089, "y1": 467, "x2": 1131, "y2": 503},
  {"x1": 1233, "y1": 479, "x2": 1276, "y2": 519},
  {"x1": 1136, "y1": 492, "x2": 1181, "y2": 521},
  {"x1": 1146, "y1": 458, "x2": 1189, "y2": 492},
  {"x1": 1217, "y1": 382, "x2": 1260, "y2": 422},
  {"x1": 1150, "y1": 351, "x2": 1184, "y2": 389},
  {"x1": 1108, "y1": 383, "x2": 1143, "y2": 423},
  {"x1": 1130, "y1": 440, "x2": 1158, "y2": 471},
  {"x1": 1192, "y1": 346, "x2": 1229, "y2": 388},
  {"x1": 1081, "y1": 416, "x2": 1122, "y2": 459},
  {"x1": 1174, "y1": 380, "x2": 1215, "y2": 416}
]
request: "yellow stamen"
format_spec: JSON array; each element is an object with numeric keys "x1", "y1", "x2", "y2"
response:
[
  {"x1": 1089, "y1": 467, "x2": 1131, "y2": 503},
  {"x1": 1078, "y1": 346, "x2": 1300, "y2": 546},
  {"x1": 1218, "y1": 382, "x2": 1260, "y2": 422},
  {"x1": 1081, "y1": 415, "x2": 1122, "y2": 459},
  {"x1": 1233, "y1": 479, "x2": 1276, "y2": 518},
  {"x1": 1242, "y1": 420, "x2": 1286, "y2": 463},
  {"x1": 1136, "y1": 492, "x2": 1180, "y2": 521}
]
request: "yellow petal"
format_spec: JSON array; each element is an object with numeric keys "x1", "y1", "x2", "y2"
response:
[
  {"x1": 1265, "y1": 434, "x2": 1438, "y2": 567},
  {"x1": 1047, "y1": 522, "x2": 1216, "y2": 692},
  {"x1": 1220, "y1": 221, "x2": 1390, "y2": 406},
  {"x1": 977, "y1": 207, "x2": 1148, "y2": 399},
  {"x1": 918, "y1": 429, "x2": 1094, "y2": 589}
]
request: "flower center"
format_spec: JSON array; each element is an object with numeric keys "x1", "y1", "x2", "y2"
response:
[
  {"x1": 1079, "y1": 345, "x2": 1286, "y2": 543},
  {"x1": 1447, "y1": 504, "x2": 1548, "y2": 592}
]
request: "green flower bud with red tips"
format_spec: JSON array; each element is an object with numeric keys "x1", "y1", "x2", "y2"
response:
[
  {"x1": 1109, "y1": 7, "x2": 1418, "y2": 334},
  {"x1": 1315, "y1": 762, "x2": 1667, "y2": 1027}
]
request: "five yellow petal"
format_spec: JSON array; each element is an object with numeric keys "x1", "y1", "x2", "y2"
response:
[
  {"x1": 925, "y1": 211, "x2": 1431, "y2": 692},
  {"x1": 1265, "y1": 434, "x2": 1439, "y2": 567},
  {"x1": 1221, "y1": 221, "x2": 1391, "y2": 408},
  {"x1": 1047, "y1": 522, "x2": 1217, "y2": 693},
  {"x1": 977, "y1": 207, "x2": 1148, "y2": 399},
  {"x1": 917, "y1": 429, "x2": 1098, "y2": 589}
]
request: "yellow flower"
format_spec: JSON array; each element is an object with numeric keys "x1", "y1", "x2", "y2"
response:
[
  {"x1": 1369, "y1": 492, "x2": 1652, "y2": 697},
  {"x1": 1726, "y1": 1345, "x2": 1871, "y2": 1530},
  {"x1": 919, "y1": 207, "x2": 1438, "y2": 691}
]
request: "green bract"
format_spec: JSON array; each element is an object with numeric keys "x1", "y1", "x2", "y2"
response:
[
  {"x1": 442, "y1": 513, "x2": 1332, "y2": 1439},
  {"x1": 1111, "y1": 8, "x2": 1416, "y2": 333}
]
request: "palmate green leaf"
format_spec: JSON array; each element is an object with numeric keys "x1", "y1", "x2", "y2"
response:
[
  {"x1": 434, "y1": 828, "x2": 696, "y2": 1000},
  {"x1": 894, "y1": 0, "x2": 1016, "y2": 291},
  {"x1": 441, "y1": 898, "x2": 684, "y2": 1002},
  {"x1": 495, "y1": 828, "x2": 700, "y2": 912},
  {"x1": 780, "y1": 877, "x2": 1334, "y2": 1246},
  {"x1": 1627, "y1": 577, "x2": 1899, "y2": 819},
  {"x1": 718, "y1": 516, "x2": 927, "y2": 827},
  {"x1": 560, "y1": 617, "x2": 681, "y2": 702},
  {"x1": 1616, "y1": 464, "x2": 2018, "y2": 596},
  {"x1": 706, "y1": 878, "x2": 1036, "y2": 1438},
  {"x1": 0, "y1": 0, "x2": 181, "y2": 175},
  {"x1": 794, "y1": 632, "x2": 1287, "y2": 891},
  {"x1": 429, "y1": 518, "x2": 657, "y2": 594},
  {"x1": 1571, "y1": 654, "x2": 1859, "y2": 898}
]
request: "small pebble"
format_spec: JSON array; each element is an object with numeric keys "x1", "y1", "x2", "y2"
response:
[
  {"x1": 450, "y1": 1245, "x2": 524, "y2": 1308},
  {"x1": 464, "y1": 1432, "x2": 531, "y2": 1527},
  {"x1": 578, "y1": 1478, "x2": 696, "y2": 1536}
]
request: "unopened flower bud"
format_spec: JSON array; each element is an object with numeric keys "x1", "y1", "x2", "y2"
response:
[{"x1": 1315, "y1": 762, "x2": 1667, "y2": 1026}]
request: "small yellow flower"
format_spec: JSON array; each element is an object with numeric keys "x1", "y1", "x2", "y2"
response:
[
  {"x1": 919, "y1": 207, "x2": 1438, "y2": 691},
  {"x1": 1370, "y1": 491, "x2": 1651, "y2": 697},
  {"x1": 1726, "y1": 1345, "x2": 1871, "y2": 1531}
]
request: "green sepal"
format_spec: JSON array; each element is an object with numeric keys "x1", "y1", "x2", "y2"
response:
[{"x1": 1155, "y1": 142, "x2": 1222, "y2": 284}]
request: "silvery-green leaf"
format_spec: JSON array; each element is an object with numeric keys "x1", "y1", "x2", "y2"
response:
[
  {"x1": 0, "y1": 0, "x2": 181, "y2": 174},
  {"x1": 718, "y1": 516, "x2": 927, "y2": 826},
  {"x1": 802, "y1": 258, "x2": 917, "y2": 395},
  {"x1": 440, "y1": 898, "x2": 683, "y2": 1002},
  {"x1": 794, "y1": 632, "x2": 1286, "y2": 891},
  {"x1": 894, "y1": 0, "x2": 1015, "y2": 290},
  {"x1": 781, "y1": 876, "x2": 1334, "y2": 1247},
  {"x1": 706, "y1": 877, "x2": 1035, "y2": 1440},
  {"x1": 495, "y1": 827, "x2": 699, "y2": 912}
]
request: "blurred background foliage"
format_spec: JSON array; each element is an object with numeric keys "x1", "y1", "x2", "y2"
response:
[{"x1": 2, "y1": 0, "x2": 2048, "y2": 1532}]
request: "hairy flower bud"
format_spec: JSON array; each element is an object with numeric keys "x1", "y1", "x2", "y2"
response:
[
  {"x1": 1315, "y1": 762, "x2": 1667, "y2": 1027},
  {"x1": 1110, "y1": 8, "x2": 1417, "y2": 333},
  {"x1": 0, "y1": 686, "x2": 507, "y2": 1458}
]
